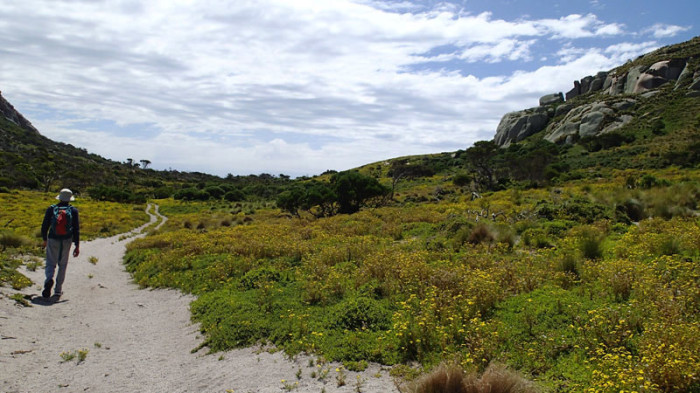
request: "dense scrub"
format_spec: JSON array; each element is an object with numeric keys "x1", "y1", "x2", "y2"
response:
[{"x1": 125, "y1": 169, "x2": 700, "y2": 392}]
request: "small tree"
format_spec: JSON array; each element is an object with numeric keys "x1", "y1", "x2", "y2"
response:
[
  {"x1": 303, "y1": 182, "x2": 336, "y2": 217},
  {"x1": 332, "y1": 171, "x2": 389, "y2": 214},
  {"x1": 276, "y1": 187, "x2": 305, "y2": 217},
  {"x1": 204, "y1": 185, "x2": 226, "y2": 199},
  {"x1": 224, "y1": 189, "x2": 245, "y2": 202}
]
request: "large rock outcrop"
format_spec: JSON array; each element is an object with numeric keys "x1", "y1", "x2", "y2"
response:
[
  {"x1": 493, "y1": 106, "x2": 552, "y2": 146},
  {"x1": 493, "y1": 51, "x2": 699, "y2": 147},
  {"x1": 0, "y1": 91, "x2": 39, "y2": 134},
  {"x1": 632, "y1": 59, "x2": 687, "y2": 93},
  {"x1": 544, "y1": 100, "x2": 636, "y2": 144},
  {"x1": 566, "y1": 72, "x2": 609, "y2": 100}
]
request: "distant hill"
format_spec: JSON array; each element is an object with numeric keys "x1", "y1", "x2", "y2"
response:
[{"x1": 0, "y1": 91, "x2": 290, "y2": 200}]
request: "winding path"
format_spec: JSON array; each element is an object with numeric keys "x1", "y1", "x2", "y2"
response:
[{"x1": 0, "y1": 204, "x2": 398, "y2": 393}]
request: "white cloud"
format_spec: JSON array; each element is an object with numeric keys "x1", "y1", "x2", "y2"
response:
[
  {"x1": 645, "y1": 23, "x2": 690, "y2": 38},
  {"x1": 457, "y1": 39, "x2": 536, "y2": 63},
  {"x1": 0, "y1": 0, "x2": 687, "y2": 177},
  {"x1": 534, "y1": 14, "x2": 624, "y2": 39},
  {"x1": 604, "y1": 41, "x2": 661, "y2": 63}
]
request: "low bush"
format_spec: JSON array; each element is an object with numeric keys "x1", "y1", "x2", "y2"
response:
[
  {"x1": 578, "y1": 228, "x2": 605, "y2": 260},
  {"x1": 0, "y1": 256, "x2": 32, "y2": 289},
  {"x1": 0, "y1": 230, "x2": 31, "y2": 250},
  {"x1": 328, "y1": 296, "x2": 391, "y2": 331}
]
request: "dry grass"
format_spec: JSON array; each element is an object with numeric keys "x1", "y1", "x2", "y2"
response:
[
  {"x1": 407, "y1": 363, "x2": 537, "y2": 393},
  {"x1": 468, "y1": 224, "x2": 496, "y2": 245}
]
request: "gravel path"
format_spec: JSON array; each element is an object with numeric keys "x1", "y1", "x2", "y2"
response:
[{"x1": 1, "y1": 204, "x2": 400, "y2": 393}]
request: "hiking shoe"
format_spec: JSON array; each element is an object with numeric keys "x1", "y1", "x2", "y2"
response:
[{"x1": 42, "y1": 279, "x2": 54, "y2": 298}]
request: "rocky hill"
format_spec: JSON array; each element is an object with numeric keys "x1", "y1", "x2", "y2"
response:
[
  {"x1": 494, "y1": 36, "x2": 700, "y2": 147},
  {"x1": 0, "y1": 91, "x2": 40, "y2": 136}
]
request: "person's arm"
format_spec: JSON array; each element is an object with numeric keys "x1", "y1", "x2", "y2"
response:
[
  {"x1": 40, "y1": 206, "x2": 52, "y2": 248},
  {"x1": 72, "y1": 207, "x2": 80, "y2": 257}
]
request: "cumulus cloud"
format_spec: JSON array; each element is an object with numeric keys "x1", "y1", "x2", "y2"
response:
[
  {"x1": 0, "y1": 0, "x2": 688, "y2": 176},
  {"x1": 604, "y1": 41, "x2": 661, "y2": 63},
  {"x1": 534, "y1": 14, "x2": 624, "y2": 39},
  {"x1": 644, "y1": 23, "x2": 691, "y2": 38}
]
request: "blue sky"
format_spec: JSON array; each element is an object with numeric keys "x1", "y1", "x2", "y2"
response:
[{"x1": 0, "y1": 0, "x2": 697, "y2": 177}]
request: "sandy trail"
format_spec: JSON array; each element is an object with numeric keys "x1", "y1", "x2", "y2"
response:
[{"x1": 1, "y1": 204, "x2": 399, "y2": 393}]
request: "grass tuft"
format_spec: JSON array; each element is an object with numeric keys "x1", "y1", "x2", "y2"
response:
[{"x1": 409, "y1": 363, "x2": 536, "y2": 393}]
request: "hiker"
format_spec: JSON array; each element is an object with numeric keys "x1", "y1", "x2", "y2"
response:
[{"x1": 40, "y1": 188, "x2": 80, "y2": 299}]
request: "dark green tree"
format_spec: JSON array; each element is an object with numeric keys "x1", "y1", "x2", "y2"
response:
[
  {"x1": 331, "y1": 171, "x2": 389, "y2": 214},
  {"x1": 463, "y1": 141, "x2": 499, "y2": 191},
  {"x1": 303, "y1": 182, "x2": 337, "y2": 217},
  {"x1": 276, "y1": 186, "x2": 305, "y2": 217}
]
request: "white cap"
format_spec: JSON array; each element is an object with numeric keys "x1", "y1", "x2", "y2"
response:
[{"x1": 56, "y1": 188, "x2": 75, "y2": 202}]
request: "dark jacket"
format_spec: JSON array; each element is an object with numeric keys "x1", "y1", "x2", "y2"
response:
[{"x1": 41, "y1": 202, "x2": 80, "y2": 246}]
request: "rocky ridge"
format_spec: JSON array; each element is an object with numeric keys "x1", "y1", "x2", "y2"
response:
[
  {"x1": 494, "y1": 37, "x2": 700, "y2": 147},
  {"x1": 0, "y1": 90, "x2": 39, "y2": 135}
]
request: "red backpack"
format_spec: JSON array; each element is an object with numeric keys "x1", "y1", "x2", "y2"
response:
[{"x1": 50, "y1": 205, "x2": 73, "y2": 239}]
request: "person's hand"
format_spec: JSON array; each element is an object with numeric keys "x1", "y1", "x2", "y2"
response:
[
  {"x1": 73, "y1": 246, "x2": 80, "y2": 258},
  {"x1": 41, "y1": 240, "x2": 47, "y2": 249}
]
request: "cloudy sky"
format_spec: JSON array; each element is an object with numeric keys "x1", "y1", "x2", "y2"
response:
[{"x1": 0, "y1": 0, "x2": 697, "y2": 177}]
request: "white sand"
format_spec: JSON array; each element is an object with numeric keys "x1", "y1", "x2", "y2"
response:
[{"x1": 0, "y1": 204, "x2": 400, "y2": 393}]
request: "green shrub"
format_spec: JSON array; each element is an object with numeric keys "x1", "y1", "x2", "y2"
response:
[
  {"x1": 521, "y1": 228, "x2": 553, "y2": 248},
  {"x1": 191, "y1": 289, "x2": 271, "y2": 350},
  {"x1": 559, "y1": 254, "x2": 580, "y2": 277},
  {"x1": 579, "y1": 229, "x2": 605, "y2": 260},
  {"x1": 343, "y1": 360, "x2": 369, "y2": 371},
  {"x1": 638, "y1": 174, "x2": 670, "y2": 189},
  {"x1": 535, "y1": 198, "x2": 610, "y2": 223},
  {"x1": 655, "y1": 235, "x2": 682, "y2": 256},
  {"x1": 239, "y1": 266, "x2": 283, "y2": 290},
  {"x1": 453, "y1": 173, "x2": 471, "y2": 187},
  {"x1": 0, "y1": 230, "x2": 30, "y2": 250},
  {"x1": 0, "y1": 256, "x2": 32, "y2": 289},
  {"x1": 328, "y1": 296, "x2": 391, "y2": 332},
  {"x1": 542, "y1": 220, "x2": 575, "y2": 237},
  {"x1": 493, "y1": 223, "x2": 516, "y2": 248},
  {"x1": 224, "y1": 189, "x2": 245, "y2": 202}
]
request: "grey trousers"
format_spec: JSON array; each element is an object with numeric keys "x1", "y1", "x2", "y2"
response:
[{"x1": 45, "y1": 238, "x2": 73, "y2": 295}]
